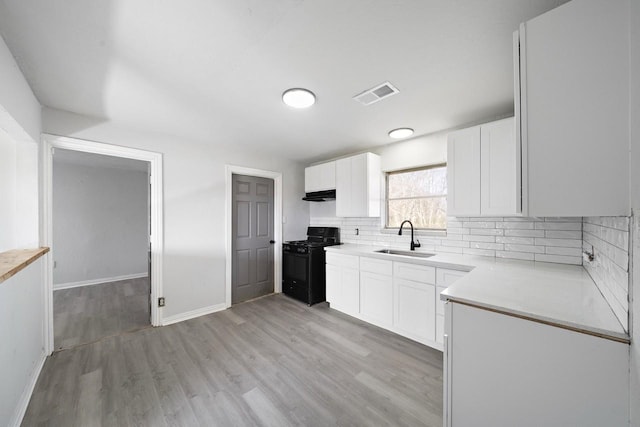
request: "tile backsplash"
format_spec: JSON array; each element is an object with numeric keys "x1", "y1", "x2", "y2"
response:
[
  {"x1": 582, "y1": 216, "x2": 630, "y2": 331},
  {"x1": 310, "y1": 216, "x2": 584, "y2": 265},
  {"x1": 311, "y1": 214, "x2": 632, "y2": 332}
]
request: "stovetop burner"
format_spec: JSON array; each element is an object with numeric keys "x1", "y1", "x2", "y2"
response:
[
  {"x1": 284, "y1": 226, "x2": 341, "y2": 248},
  {"x1": 284, "y1": 240, "x2": 335, "y2": 247}
]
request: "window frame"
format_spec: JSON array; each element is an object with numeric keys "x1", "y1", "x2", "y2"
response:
[{"x1": 384, "y1": 163, "x2": 448, "y2": 232}]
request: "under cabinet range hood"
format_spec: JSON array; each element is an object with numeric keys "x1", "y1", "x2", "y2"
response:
[{"x1": 302, "y1": 189, "x2": 336, "y2": 202}]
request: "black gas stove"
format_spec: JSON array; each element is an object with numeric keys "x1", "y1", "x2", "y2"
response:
[{"x1": 282, "y1": 227, "x2": 340, "y2": 305}]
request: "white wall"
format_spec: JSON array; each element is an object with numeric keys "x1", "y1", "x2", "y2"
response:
[
  {"x1": 375, "y1": 131, "x2": 447, "y2": 172},
  {"x1": 629, "y1": 0, "x2": 640, "y2": 424},
  {"x1": 0, "y1": 34, "x2": 44, "y2": 427},
  {"x1": 43, "y1": 107, "x2": 309, "y2": 318},
  {"x1": 0, "y1": 129, "x2": 17, "y2": 251},
  {"x1": 0, "y1": 258, "x2": 45, "y2": 426},
  {"x1": 52, "y1": 159, "x2": 149, "y2": 287}
]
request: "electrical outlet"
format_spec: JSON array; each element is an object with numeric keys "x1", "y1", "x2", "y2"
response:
[{"x1": 158, "y1": 297, "x2": 165, "y2": 307}]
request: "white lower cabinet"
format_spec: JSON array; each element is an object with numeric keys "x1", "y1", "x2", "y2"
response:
[
  {"x1": 359, "y1": 257, "x2": 393, "y2": 328},
  {"x1": 444, "y1": 302, "x2": 629, "y2": 426},
  {"x1": 326, "y1": 253, "x2": 360, "y2": 316},
  {"x1": 394, "y1": 277, "x2": 435, "y2": 343},
  {"x1": 326, "y1": 252, "x2": 469, "y2": 350},
  {"x1": 393, "y1": 262, "x2": 436, "y2": 343}
]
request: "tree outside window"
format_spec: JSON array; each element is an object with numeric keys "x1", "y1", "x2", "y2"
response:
[{"x1": 386, "y1": 165, "x2": 447, "y2": 230}]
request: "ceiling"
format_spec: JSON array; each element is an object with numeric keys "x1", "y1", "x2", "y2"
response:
[{"x1": 0, "y1": 0, "x2": 567, "y2": 162}]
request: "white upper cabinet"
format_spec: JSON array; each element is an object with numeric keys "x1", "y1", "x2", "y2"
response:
[
  {"x1": 480, "y1": 118, "x2": 520, "y2": 216},
  {"x1": 447, "y1": 126, "x2": 481, "y2": 216},
  {"x1": 447, "y1": 117, "x2": 520, "y2": 217},
  {"x1": 516, "y1": 0, "x2": 630, "y2": 216},
  {"x1": 304, "y1": 161, "x2": 336, "y2": 192},
  {"x1": 336, "y1": 152, "x2": 381, "y2": 217}
]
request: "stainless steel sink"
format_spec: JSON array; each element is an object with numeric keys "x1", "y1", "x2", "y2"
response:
[{"x1": 375, "y1": 249, "x2": 435, "y2": 258}]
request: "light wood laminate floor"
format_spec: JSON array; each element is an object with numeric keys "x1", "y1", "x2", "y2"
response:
[
  {"x1": 25, "y1": 294, "x2": 443, "y2": 426},
  {"x1": 53, "y1": 277, "x2": 150, "y2": 350}
]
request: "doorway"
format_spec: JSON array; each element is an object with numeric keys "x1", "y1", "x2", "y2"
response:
[
  {"x1": 225, "y1": 165, "x2": 282, "y2": 307},
  {"x1": 42, "y1": 134, "x2": 164, "y2": 355},
  {"x1": 231, "y1": 174, "x2": 275, "y2": 304},
  {"x1": 51, "y1": 149, "x2": 150, "y2": 349}
]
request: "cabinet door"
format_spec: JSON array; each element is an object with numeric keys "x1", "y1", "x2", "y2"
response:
[
  {"x1": 325, "y1": 264, "x2": 340, "y2": 308},
  {"x1": 394, "y1": 278, "x2": 436, "y2": 343},
  {"x1": 436, "y1": 314, "x2": 444, "y2": 345},
  {"x1": 447, "y1": 126, "x2": 481, "y2": 216},
  {"x1": 350, "y1": 154, "x2": 368, "y2": 216},
  {"x1": 335, "y1": 157, "x2": 351, "y2": 216},
  {"x1": 336, "y1": 153, "x2": 381, "y2": 217},
  {"x1": 304, "y1": 166, "x2": 318, "y2": 193},
  {"x1": 342, "y1": 267, "x2": 360, "y2": 315},
  {"x1": 480, "y1": 117, "x2": 521, "y2": 216},
  {"x1": 305, "y1": 162, "x2": 336, "y2": 192},
  {"x1": 360, "y1": 271, "x2": 393, "y2": 328},
  {"x1": 520, "y1": 0, "x2": 629, "y2": 216},
  {"x1": 318, "y1": 161, "x2": 336, "y2": 191}
]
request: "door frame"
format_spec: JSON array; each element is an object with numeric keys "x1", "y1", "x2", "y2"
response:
[
  {"x1": 225, "y1": 165, "x2": 282, "y2": 308},
  {"x1": 41, "y1": 134, "x2": 164, "y2": 355}
]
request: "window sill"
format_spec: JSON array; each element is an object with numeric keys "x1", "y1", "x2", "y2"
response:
[{"x1": 380, "y1": 228, "x2": 447, "y2": 238}]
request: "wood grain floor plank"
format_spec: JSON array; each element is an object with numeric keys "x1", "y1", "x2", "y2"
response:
[
  {"x1": 23, "y1": 294, "x2": 443, "y2": 426},
  {"x1": 54, "y1": 277, "x2": 150, "y2": 350}
]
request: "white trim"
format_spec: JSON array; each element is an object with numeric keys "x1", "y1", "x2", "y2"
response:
[
  {"x1": 161, "y1": 303, "x2": 227, "y2": 326},
  {"x1": 41, "y1": 134, "x2": 164, "y2": 355},
  {"x1": 225, "y1": 165, "x2": 283, "y2": 308},
  {"x1": 53, "y1": 273, "x2": 148, "y2": 290},
  {"x1": 9, "y1": 350, "x2": 46, "y2": 427}
]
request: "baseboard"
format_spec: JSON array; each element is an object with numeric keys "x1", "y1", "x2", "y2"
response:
[
  {"x1": 162, "y1": 303, "x2": 227, "y2": 326},
  {"x1": 53, "y1": 272, "x2": 148, "y2": 290},
  {"x1": 10, "y1": 350, "x2": 46, "y2": 427}
]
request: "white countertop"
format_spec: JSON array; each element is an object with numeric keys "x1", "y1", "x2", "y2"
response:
[{"x1": 325, "y1": 244, "x2": 628, "y2": 343}]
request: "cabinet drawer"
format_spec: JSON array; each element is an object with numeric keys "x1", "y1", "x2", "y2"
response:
[
  {"x1": 436, "y1": 268, "x2": 467, "y2": 286},
  {"x1": 394, "y1": 262, "x2": 436, "y2": 284},
  {"x1": 326, "y1": 252, "x2": 359, "y2": 269},
  {"x1": 360, "y1": 257, "x2": 393, "y2": 276},
  {"x1": 436, "y1": 286, "x2": 447, "y2": 316}
]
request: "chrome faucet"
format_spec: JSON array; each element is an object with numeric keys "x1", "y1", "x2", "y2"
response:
[{"x1": 398, "y1": 220, "x2": 421, "y2": 251}]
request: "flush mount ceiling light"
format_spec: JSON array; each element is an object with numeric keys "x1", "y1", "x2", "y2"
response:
[
  {"x1": 282, "y1": 88, "x2": 316, "y2": 109},
  {"x1": 388, "y1": 128, "x2": 414, "y2": 139}
]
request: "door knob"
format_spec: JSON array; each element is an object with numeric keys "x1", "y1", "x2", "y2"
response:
[{"x1": 269, "y1": 240, "x2": 276, "y2": 244}]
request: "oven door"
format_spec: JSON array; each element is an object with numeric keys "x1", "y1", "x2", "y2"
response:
[{"x1": 282, "y1": 250, "x2": 310, "y2": 303}]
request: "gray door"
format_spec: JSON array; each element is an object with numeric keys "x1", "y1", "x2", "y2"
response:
[{"x1": 232, "y1": 174, "x2": 275, "y2": 304}]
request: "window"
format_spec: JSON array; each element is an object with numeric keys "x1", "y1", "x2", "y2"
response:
[{"x1": 386, "y1": 165, "x2": 447, "y2": 230}]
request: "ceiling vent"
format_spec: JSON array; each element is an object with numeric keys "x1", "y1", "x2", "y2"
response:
[{"x1": 353, "y1": 81, "x2": 399, "y2": 106}]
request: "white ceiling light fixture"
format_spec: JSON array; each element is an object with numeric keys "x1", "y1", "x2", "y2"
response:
[
  {"x1": 388, "y1": 128, "x2": 414, "y2": 139},
  {"x1": 282, "y1": 88, "x2": 316, "y2": 109}
]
